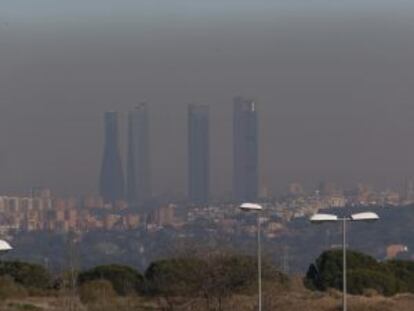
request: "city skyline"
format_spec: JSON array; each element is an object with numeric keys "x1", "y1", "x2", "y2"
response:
[{"x1": 2, "y1": 1, "x2": 414, "y2": 196}]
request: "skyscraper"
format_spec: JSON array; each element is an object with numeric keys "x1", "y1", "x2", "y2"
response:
[
  {"x1": 233, "y1": 97, "x2": 259, "y2": 202},
  {"x1": 188, "y1": 104, "x2": 210, "y2": 205},
  {"x1": 99, "y1": 111, "x2": 125, "y2": 204},
  {"x1": 127, "y1": 103, "x2": 151, "y2": 207}
]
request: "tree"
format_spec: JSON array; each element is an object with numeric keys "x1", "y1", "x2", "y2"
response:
[
  {"x1": 145, "y1": 258, "x2": 206, "y2": 296},
  {"x1": 347, "y1": 269, "x2": 399, "y2": 296},
  {"x1": 305, "y1": 250, "x2": 400, "y2": 296},
  {"x1": 0, "y1": 260, "x2": 51, "y2": 289},
  {"x1": 383, "y1": 260, "x2": 414, "y2": 293},
  {"x1": 78, "y1": 264, "x2": 143, "y2": 296},
  {"x1": 145, "y1": 253, "x2": 287, "y2": 311}
]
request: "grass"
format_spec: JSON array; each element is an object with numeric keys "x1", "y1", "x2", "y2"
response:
[{"x1": 0, "y1": 285, "x2": 414, "y2": 310}]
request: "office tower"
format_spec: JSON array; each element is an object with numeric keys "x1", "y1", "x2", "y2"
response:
[
  {"x1": 233, "y1": 97, "x2": 258, "y2": 202},
  {"x1": 127, "y1": 103, "x2": 151, "y2": 207},
  {"x1": 188, "y1": 104, "x2": 210, "y2": 205},
  {"x1": 402, "y1": 178, "x2": 414, "y2": 203},
  {"x1": 99, "y1": 111, "x2": 125, "y2": 203}
]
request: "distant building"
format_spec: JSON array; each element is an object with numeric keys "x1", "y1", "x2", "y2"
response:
[
  {"x1": 402, "y1": 179, "x2": 414, "y2": 204},
  {"x1": 318, "y1": 181, "x2": 337, "y2": 196},
  {"x1": 289, "y1": 182, "x2": 304, "y2": 196},
  {"x1": 326, "y1": 195, "x2": 346, "y2": 208},
  {"x1": 99, "y1": 111, "x2": 125, "y2": 203},
  {"x1": 127, "y1": 104, "x2": 151, "y2": 208},
  {"x1": 188, "y1": 104, "x2": 210, "y2": 205},
  {"x1": 233, "y1": 97, "x2": 258, "y2": 202},
  {"x1": 386, "y1": 244, "x2": 408, "y2": 259}
]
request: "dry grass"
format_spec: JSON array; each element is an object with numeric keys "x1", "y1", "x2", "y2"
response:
[{"x1": 0, "y1": 286, "x2": 413, "y2": 310}]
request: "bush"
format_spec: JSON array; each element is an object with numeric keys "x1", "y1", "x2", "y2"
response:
[
  {"x1": 0, "y1": 261, "x2": 51, "y2": 289},
  {"x1": 145, "y1": 258, "x2": 206, "y2": 296},
  {"x1": 306, "y1": 249, "x2": 384, "y2": 291},
  {"x1": 305, "y1": 250, "x2": 414, "y2": 296},
  {"x1": 78, "y1": 264, "x2": 143, "y2": 296},
  {"x1": 79, "y1": 279, "x2": 117, "y2": 304},
  {"x1": 347, "y1": 269, "x2": 399, "y2": 296},
  {"x1": 384, "y1": 260, "x2": 414, "y2": 292},
  {"x1": 145, "y1": 254, "x2": 287, "y2": 300}
]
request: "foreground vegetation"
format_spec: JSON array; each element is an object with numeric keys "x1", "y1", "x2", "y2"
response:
[
  {"x1": 306, "y1": 249, "x2": 414, "y2": 296},
  {"x1": 1, "y1": 249, "x2": 414, "y2": 310}
]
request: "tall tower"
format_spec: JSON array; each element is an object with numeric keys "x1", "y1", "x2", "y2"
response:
[
  {"x1": 99, "y1": 111, "x2": 125, "y2": 203},
  {"x1": 127, "y1": 103, "x2": 151, "y2": 207},
  {"x1": 188, "y1": 104, "x2": 210, "y2": 205},
  {"x1": 233, "y1": 97, "x2": 258, "y2": 202}
]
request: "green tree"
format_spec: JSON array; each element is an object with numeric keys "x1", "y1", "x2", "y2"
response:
[
  {"x1": 384, "y1": 260, "x2": 414, "y2": 293},
  {"x1": 145, "y1": 254, "x2": 286, "y2": 311},
  {"x1": 347, "y1": 269, "x2": 399, "y2": 296},
  {"x1": 145, "y1": 258, "x2": 206, "y2": 296},
  {"x1": 0, "y1": 261, "x2": 51, "y2": 289},
  {"x1": 78, "y1": 264, "x2": 143, "y2": 295},
  {"x1": 305, "y1": 250, "x2": 391, "y2": 294}
]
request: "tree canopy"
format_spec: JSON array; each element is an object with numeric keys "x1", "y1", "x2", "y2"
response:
[
  {"x1": 305, "y1": 249, "x2": 414, "y2": 296},
  {"x1": 78, "y1": 264, "x2": 144, "y2": 295}
]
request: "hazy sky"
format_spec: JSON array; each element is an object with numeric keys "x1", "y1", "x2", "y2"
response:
[{"x1": 2, "y1": 0, "x2": 414, "y2": 197}]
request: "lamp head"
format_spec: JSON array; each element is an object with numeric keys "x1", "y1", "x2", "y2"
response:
[
  {"x1": 310, "y1": 213, "x2": 338, "y2": 223},
  {"x1": 240, "y1": 203, "x2": 263, "y2": 212},
  {"x1": 350, "y1": 212, "x2": 380, "y2": 222},
  {"x1": 0, "y1": 240, "x2": 12, "y2": 253}
]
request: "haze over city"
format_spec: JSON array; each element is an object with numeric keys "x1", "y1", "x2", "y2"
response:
[{"x1": 2, "y1": 0, "x2": 414, "y2": 197}]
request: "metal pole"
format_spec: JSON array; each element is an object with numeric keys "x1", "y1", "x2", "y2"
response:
[
  {"x1": 342, "y1": 218, "x2": 347, "y2": 311},
  {"x1": 257, "y1": 214, "x2": 262, "y2": 311}
]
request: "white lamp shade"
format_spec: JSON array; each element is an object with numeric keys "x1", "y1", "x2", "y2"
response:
[
  {"x1": 0, "y1": 240, "x2": 12, "y2": 252},
  {"x1": 350, "y1": 212, "x2": 379, "y2": 222},
  {"x1": 240, "y1": 203, "x2": 263, "y2": 211},
  {"x1": 310, "y1": 213, "x2": 338, "y2": 223}
]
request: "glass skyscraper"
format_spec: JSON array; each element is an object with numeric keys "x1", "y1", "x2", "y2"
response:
[
  {"x1": 99, "y1": 111, "x2": 125, "y2": 203},
  {"x1": 127, "y1": 103, "x2": 151, "y2": 207},
  {"x1": 233, "y1": 97, "x2": 258, "y2": 202},
  {"x1": 188, "y1": 104, "x2": 210, "y2": 205}
]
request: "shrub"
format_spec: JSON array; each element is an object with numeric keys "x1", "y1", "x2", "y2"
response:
[
  {"x1": 305, "y1": 250, "x2": 412, "y2": 296},
  {"x1": 145, "y1": 254, "x2": 286, "y2": 300},
  {"x1": 145, "y1": 258, "x2": 206, "y2": 296},
  {"x1": 347, "y1": 269, "x2": 399, "y2": 296},
  {"x1": 78, "y1": 264, "x2": 143, "y2": 296},
  {"x1": 0, "y1": 261, "x2": 51, "y2": 289}
]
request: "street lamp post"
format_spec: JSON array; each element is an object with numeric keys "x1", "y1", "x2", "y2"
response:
[
  {"x1": 0, "y1": 240, "x2": 12, "y2": 280},
  {"x1": 310, "y1": 212, "x2": 379, "y2": 311},
  {"x1": 240, "y1": 203, "x2": 263, "y2": 311},
  {"x1": 0, "y1": 240, "x2": 12, "y2": 254}
]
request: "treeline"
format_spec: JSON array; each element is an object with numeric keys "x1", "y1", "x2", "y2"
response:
[
  {"x1": 0, "y1": 253, "x2": 287, "y2": 305},
  {"x1": 306, "y1": 249, "x2": 414, "y2": 296},
  {"x1": 5, "y1": 249, "x2": 414, "y2": 304}
]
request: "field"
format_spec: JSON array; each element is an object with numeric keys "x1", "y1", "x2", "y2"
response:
[{"x1": 1, "y1": 281, "x2": 414, "y2": 311}]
